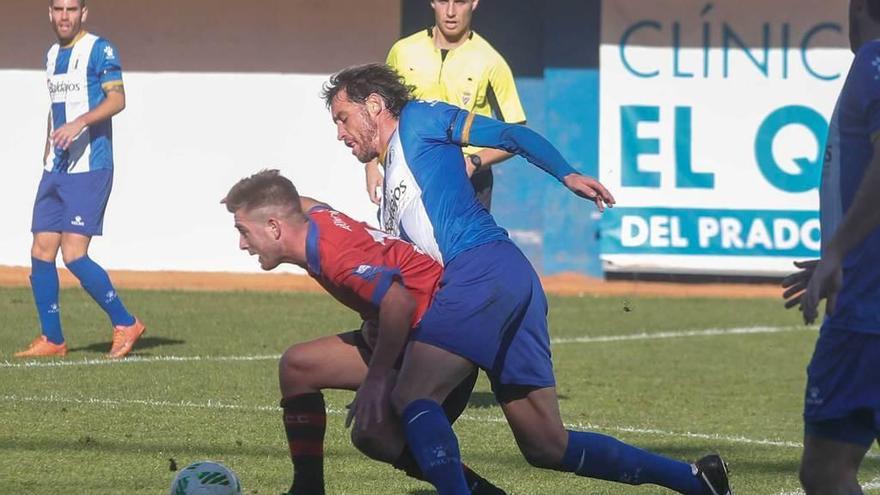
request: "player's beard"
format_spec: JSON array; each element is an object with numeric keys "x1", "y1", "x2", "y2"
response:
[{"x1": 353, "y1": 108, "x2": 379, "y2": 163}]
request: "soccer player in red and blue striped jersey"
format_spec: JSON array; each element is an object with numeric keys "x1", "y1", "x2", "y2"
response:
[{"x1": 222, "y1": 169, "x2": 504, "y2": 495}]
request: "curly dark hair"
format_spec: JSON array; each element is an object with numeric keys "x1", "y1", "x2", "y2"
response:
[{"x1": 322, "y1": 64, "x2": 414, "y2": 118}]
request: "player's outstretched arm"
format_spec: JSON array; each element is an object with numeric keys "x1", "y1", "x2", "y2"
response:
[
  {"x1": 51, "y1": 86, "x2": 125, "y2": 150},
  {"x1": 350, "y1": 282, "x2": 415, "y2": 428},
  {"x1": 801, "y1": 138, "x2": 880, "y2": 324},
  {"x1": 459, "y1": 113, "x2": 615, "y2": 211}
]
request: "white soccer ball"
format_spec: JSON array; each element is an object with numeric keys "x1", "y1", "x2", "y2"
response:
[{"x1": 168, "y1": 460, "x2": 242, "y2": 495}]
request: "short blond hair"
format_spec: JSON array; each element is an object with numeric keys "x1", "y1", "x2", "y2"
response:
[{"x1": 222, "y1": 169, "x2": 302, "y2": 217}]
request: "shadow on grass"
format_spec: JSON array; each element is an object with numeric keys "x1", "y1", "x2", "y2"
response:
[
  {"x1": 68, "y1": 336, "x2": 185, "y2": 354},
  {"x1": 468, "y1": 391, "x2": 497, "y2": 409},
  {"x1": 0, "y1": 436, "x2": 362, "y2": 461},
  {"x1": 467, "y1": 391, "x2": 569, "y2": 409}
]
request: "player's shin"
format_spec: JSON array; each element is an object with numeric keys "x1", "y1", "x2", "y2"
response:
[
  {"x1": 401, "y1": 399, "x2": 471, "y2": 495},
  {"x1": 393, "y1": 448, "x2": 507, "y2": 494},
  {"x1": 560, "y1": 430, "x2": 705, "y2": 495},
  {"x1": 30, "y1": 257, "x2": 63, "y2": 343},
  {"x1": 280, "y1": 393, "x2": 327, "y2": 495},
  {"x1": 65, "y1": 255, "x2": 135, "y2": 327}
]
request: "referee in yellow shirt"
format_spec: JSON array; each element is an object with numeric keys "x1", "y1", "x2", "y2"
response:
[{"x1": 365, "y1": 0, "x2": 527, "y2": 211}]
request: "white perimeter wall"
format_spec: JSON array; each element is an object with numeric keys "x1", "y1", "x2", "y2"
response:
[
  {"x1": 0, "y1": 70, "x2": 379, "y2": 273},
  {"x1": 0, "y1": 0, "x2": 398, "y2": 273}
]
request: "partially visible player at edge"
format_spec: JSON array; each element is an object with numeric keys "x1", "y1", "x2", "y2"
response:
[
  {"x1": 16, "y1": 0, "x2": 145, "y2": 359},
  {"x1": 222, "y1": 170, "x2": 505, "y2": 495},
  {"x1": 324, "y1": 64, "x2": 732, "y2": 495},
  {"x1": 782, "y1": 1, "x2": 880, "y2": 493},
  {"x1": 364, "y1": 0, "x2": 525, "y2": 210}
]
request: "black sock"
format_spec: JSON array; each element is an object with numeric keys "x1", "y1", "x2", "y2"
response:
[{"x1": 280, "y1": 393, "x2": 326, "y2": 495}]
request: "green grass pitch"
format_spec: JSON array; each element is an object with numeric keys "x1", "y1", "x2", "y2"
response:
[{"x1": 1, "y1": 287, "x2": 878, "y2": 494}]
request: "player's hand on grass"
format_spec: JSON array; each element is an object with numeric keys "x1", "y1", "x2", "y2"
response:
[
  {"x1": 800, "y1": 255, "x2": 842, "y2": 325},
  {"x1": 365, "y1": 160, "x2": 383, "y2": 205},
  {"x1": 781, "y1": 259, "x2": 819, "y2": 309},
  {"x1": 562, "y1": 173, "x2": 616, "y2": 212},
  {"x1": 51, "y1": 118, "x2": 86, "y2": 150}
]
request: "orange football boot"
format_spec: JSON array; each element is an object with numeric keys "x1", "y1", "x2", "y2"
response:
[
  {"x1": 108, "y1": 318, "x2": 146, "y2": 359},
  {"x1": 14, "y1": 335, "x2": 68, "y2": 358}
]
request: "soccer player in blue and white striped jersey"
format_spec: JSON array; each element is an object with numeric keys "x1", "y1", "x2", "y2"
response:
[{"x1": 16, "y1": 0, "x2": 144, "y2": 359}]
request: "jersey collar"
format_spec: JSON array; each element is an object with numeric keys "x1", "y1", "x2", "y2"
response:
[
  {"x1": 60, "y1": 30, "x2": 88, "y2": 49},
  {"x1": 305, "y1": 218, "x2": 322, "y2": 276},
  {"x1": 428, "y1": 26, "x2": 474, "y2": 47},
  {"x1": 378, "y1": 128, "x2": 398, "y2": 166}
]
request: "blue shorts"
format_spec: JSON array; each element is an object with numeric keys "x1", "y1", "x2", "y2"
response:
[
  {"x1": 803, "y1": 326, "x2": 880, "y2": 447},
  {"x1": 412, "y1": 240, "x2": 555, "y2": 393},
  {"x1": 31, "y1": 169, "x2": 113, "y2": 236}
]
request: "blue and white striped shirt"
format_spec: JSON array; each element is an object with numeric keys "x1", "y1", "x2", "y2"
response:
[{"x1": 45, "y1": 31, "x2": 123, "y2": 174}]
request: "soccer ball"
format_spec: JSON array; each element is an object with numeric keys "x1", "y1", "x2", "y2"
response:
[{"x1": 168, "y1": 460, "x2": 242, "y2": 495}]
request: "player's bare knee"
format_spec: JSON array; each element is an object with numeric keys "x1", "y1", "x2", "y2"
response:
[
  {"x1": 799, "y1": 466, "x2": 830, "y2": 495},
  {"x1": 60, "y1": 248, "x2": 88, "y2": 266},
  {"x1": 519, "y1": 443, "x2": 562, "y2": 469},
  {"x1": 31, "y1": 241, "x2": 59, "y2": 261},
  {"x1": 278, "y1": 344, "x2": 315, "y2": 385},
  {"x1": 799, "y1": 461, "x2": 850, "y2": 495},
  {"x1": 517, "y1": 433, "x2": 566, "y2": 470},
  {"x1": 350, "y1": 427, "x2": 396, "y2": 463}
]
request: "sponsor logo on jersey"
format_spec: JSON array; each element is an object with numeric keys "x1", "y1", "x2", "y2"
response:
[
  {"x1": 382, "y1": 180, "x2": 407, "y2": 236},
  {"x1": 48, "y1": 79, "x2": 82, "y2": 98},
  {"x1": 354, "y1": 264, "x2": 381, "y2": 281},
  {"x1": 329, "y1": 211, "x2": 352, "y2": 232}
]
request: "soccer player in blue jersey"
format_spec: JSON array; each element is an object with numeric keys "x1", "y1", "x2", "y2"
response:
[
  {"x1": 782, "y1": 1, "x2": 880, "y2": 493},
  {"x1": 323, "y1": 64, "x2": 731, "y2": 495},
  {"x1": 15, "y1": 0, "x2": 144, "y2": 359}
]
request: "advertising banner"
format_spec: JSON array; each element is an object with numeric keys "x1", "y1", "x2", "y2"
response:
[{"x1": 599, "y1": 0, "x2": 851, "y2": 275}]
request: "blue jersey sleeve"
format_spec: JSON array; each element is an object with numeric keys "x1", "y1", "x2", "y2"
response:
[
  {"x1": 91, "y1": 38, "x2": 123, "y2": 87},
  {"x1": 448, "y1": 110, "x2": 578, "y2": 182},
  {"x1": 852, "y1": 41, "x2": 880, "y2": 138}
]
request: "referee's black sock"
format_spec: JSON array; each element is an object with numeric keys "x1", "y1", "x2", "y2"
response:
[{"x1": 393, "y1": 447, "x2": 507, "y2": 495}]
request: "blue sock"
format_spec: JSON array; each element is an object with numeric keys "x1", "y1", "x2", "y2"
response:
[
  {"x1": 561, "y1": 430, "x2": 704, "y2": 495},
  {"x1": 30, "y1": 257, "x2": 64, "y2": 344},
  {"x1": 401, "y1": 399, "x2": 470, "y2": 495},
  {"x1": 65, "y1": 256, "x2": 136, "y2": 327}
]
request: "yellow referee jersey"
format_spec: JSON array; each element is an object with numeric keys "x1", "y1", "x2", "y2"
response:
[{"x1": 387, "y1": 28, "x2": 526, "y2": 126}]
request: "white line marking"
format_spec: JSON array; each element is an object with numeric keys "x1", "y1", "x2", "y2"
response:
[
  {"x1": 550, "y1": 326, "x2": 811, "y2": 345},
  {"x1": 0, "y1": 394, "x2": 344, "y2": 415},
  {"x1": 0, "y1": 354, "x2": 280, "y2": 369},
  {"x1": 2, "y1": 326, "x2": 812, "y2": 369},
  {"x1": 776, "y1": 478, "x2": 880, "y2": 495},
  {"x1": 0, "y1": 394, "x2": 803, "y2": 451}
]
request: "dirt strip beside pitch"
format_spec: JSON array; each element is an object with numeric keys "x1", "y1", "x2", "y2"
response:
[{"x1": 0, "y1": 265, "x2": 782, "y2": 299}]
